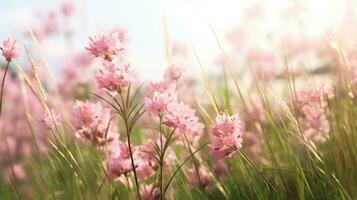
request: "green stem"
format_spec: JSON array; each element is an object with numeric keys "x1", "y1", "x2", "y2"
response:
[{"x1": 0, "y1": 61, "x2": 10, "y2": 117}]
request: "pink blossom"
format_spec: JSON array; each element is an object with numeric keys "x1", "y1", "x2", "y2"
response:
[
  {"x1": 187, "y1": 166, "x2": 213, "y2": 189},
  {"x1": 145, "y1": 90, "x2": 176, "y2": 116},
  {"x1": 226, "y1": 25, "x2": 246, "y2": 52},
  {"x1": 44, "y1": 11, "x2": 60, "y2": 34},
  {"x1": 95, "y1": 61, "x2": 134, "y2": 92},
  {"x1": 4, "y1": 164, "x2": 27, "y2": 182},
  {"x1": 246, "y1": 48, "x2": 277, "y2": 81},
  {"x1": 29, "y1": 26, "x2": 47, "y2": 42},
  {"x1": 171, "y1": 42, "x2": 187, "y2": 57},
  {"x1": 61, "y1": 0, "x2": 75, "y2": 17},
  {"x1": 244, "y1": 131, "x2": 262, "y2": 154},
  {"x1": 164, "y1": 64, "x2": 184, "y2": 81},
  {"x1": 209, "y1": 113, "x2": 243, "y2": 159},
  {"x1": 136, "y1": 138, "x2": 175, "y2": 180},
  {"x1": 296, "y1": 84, "x2": 333, "y2": 106},
  {"x1": 140, "y1": 184, "x2": 160, "y2": 200},
  {"x1": 301, "y1": 106, "x2": 330, "y2": 142},
  {"x1": 110, "y1": 26, "x2": 130, "y2": 44},
  {"x1": 163, "y1": 102, "x2": 204, "y2": 140},
  {"x1": 296, "y1": 84, "x2": 333, "y2": 142},
  {"x1": 86, "y1": 32, "x2": 124, "y2": 61},
  {"x1": 213, "y1": 160, "x2": 229, "y2": 179},
  {"x1": 243, "y1": 94, "x2": 266, "y2": 124},
  {"x1": 73, "y1": 100, "x2": 117, "y2": 145},
  {"x1": 145, "y1": 80, "x2": 176, "y2": 96},
  {"x1": 136, "y1": 140, "x2": 158, "y2": 180},
  {"x1": 41, "y1": 110, "x2": 62, "y2": 129},
  {"x1": 107, "y1": 141, "x2": 137, "y2": 178},
  {"x1": 1, "y1": 38, "x2": 20, "y2": 62}
]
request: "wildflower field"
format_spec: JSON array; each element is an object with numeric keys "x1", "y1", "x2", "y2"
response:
[{"x1": 2, "y1": 0, "x2": 357, "y2": 199}]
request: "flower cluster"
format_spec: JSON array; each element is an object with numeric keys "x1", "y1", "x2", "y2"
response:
[
  {"x1": 73, "y1": 100, "x2": 117, "y2": 145},
  {"x1": 106, "y1": 141, "x2": 137, "y2": 178},
  {"x1": 86, "y1": 32, "x2": 124, "y2": 61},
  {"x1": 296, "y1": 84, "x2": 333, "y2": 142},
  {"x1": 1, "y1": 38, "x2": 20, "y2": 62},
  {"x1": 145, "y1": 64, "x2": 204, "y2": 144},
  {"x1": 95, "y1": 61, "x2": 134, "y2": 92},
  {"x1": 209, "y1": 113, "x2": 243, "y2": 159}
]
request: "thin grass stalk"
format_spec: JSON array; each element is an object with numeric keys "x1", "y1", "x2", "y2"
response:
[{"x1": 0, "y1": 61, "x2": 10, "y2": 117}]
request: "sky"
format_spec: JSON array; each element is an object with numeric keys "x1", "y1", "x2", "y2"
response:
[{"x1": 0, "y1": 0, "x2": 349, "y2": 80}]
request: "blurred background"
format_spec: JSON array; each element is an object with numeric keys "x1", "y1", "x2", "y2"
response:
[{"x1": 0, "y1": 0, "x2": 355, "y2": 80}]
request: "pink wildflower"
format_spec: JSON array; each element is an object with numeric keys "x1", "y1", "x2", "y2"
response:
[
  {"x1": 107, "y1": 141, "x2": 137, "y2": 178},
  {"x1": 301, "y1": 106, "x2": 330, "y2": 142},
  {"x1": 171, "y1": 42, "x2": 187, "y2": 57},
  {"x1": 73, "y1": 100, "x2": 117, "y2": 145},
  {"x1": 164, "y1": 64, "x2": 184, "y2": 81},
  {"x1": 4, "y1": 163, "x2": 27, "y2": 182},
  {"x1": 41, "y1": 110, "x2": 62, "y2": 129},
  {"x1": 163, "y1": 101, "x2": 204, "y2": 140},
  {"x1": 213, "y1": 160, "x2": 229, "y2": 179},
  {"x1": 136, "y1": 138, "x2": 175, "y2": 181},
  {"x1": 1, "y1": 38, "x2": 20, "y2": 62},
  {"x1": 296, "y1": 84, "x2": 333, "y2": 106},
  {"x1": 61, "y1": 0, "x2": 75, "y2": 17},
  {"x1": 296, "y1": 84, "x2": 333, "y2": 142},
  {"x1": 140, "y1": 184, "x2": 160, "y2": 200},
  {"x1": 95, "y1": 61, "x2": 134, "y2": 92},
  {"x1": 187, "y1": 166, "x2": 213, "y2": 189},
  {"x1": 244, "y1": 131, "x2": 262, "y2": 154},
  {"x1": 86, "y1": 32, "x2": 124, "y2": 61},
  {"x1": 145, "y1": 90, "x2": 176, "y2": 116},
  {"x1": 44, "y1": 11, "x2": 59, "y2": 34},
  {"x1": 209, "y1": 113, "x2": 243, "y2": 159}
]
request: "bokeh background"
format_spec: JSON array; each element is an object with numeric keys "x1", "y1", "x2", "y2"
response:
[{"x1": 0, "y1": 0, "x2": 354, "y2": 80}]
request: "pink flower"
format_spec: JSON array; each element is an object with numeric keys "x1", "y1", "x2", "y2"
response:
[
  {"x1": 136, "y1": 138, "x2": 175, "y2": 181},
  {"x1": 4, "y1": 163, "x2": 27, "y2": 182},
  {"x1": 107, "y1": 141, "x2": 137, "y2": 178},
  {"x1": 209, "y1": 113, "x2": 243, "y2": 159},
  {"x1": 136, "y1": 140, "x2": 158, "y2": 180},
  {"x1": 164, "y1": 64, "x2": 184, "y2": 81},
  {"x1": 243, "y1": 94, "x2": 266, "y2": 124},
  {"x1": 163, "y1": 101, "x2": 204, "y2": 140},
  {"x1": 296, "y1": 84, "x2": 333, "y2": 142},
  {"x1": 301, "y1": 106, "x2": 330, "y2": 142},
  {"x1": 73, "y1": 100, "x2": 117, "y2": 145},
  {"x1": 296, "y1": 84, "x2": 333, "y2": 106},
  {"x1": 61, "y1": 0, "x2": 75, "y2": 17},
  {"x1": 187, "y1": 166, "x2": 213, "y2": 189},
  {"x1": 110, "y1": 26, "x2": 130, "y2": 44},
  {"x1": 95, "y1": 61, "x2": 134, "y2": 92},
  {"x1": 246, "y1": 48, "x2": 277, "y2": 81},
  {"x1": 145, "y1": 80, "x2": 176, "y2": 96},
  {"x1": 41, "y1": 110, "x2": 62, "y2": 129},
  {"x1": 1, "y1": 38, "x2": 20, "y2": 62},
  {"x1": 44, "y1": 11, "x2": 60, "y2": 34},
  {"x1": 213, "y1": 160, "x2": 229, "y2": 179},
  {"x1": 86, "y1": 32, "x2": 124, "y2": 61},
  {"x1": 145, "y1": 90, "x2": 176, "y2": 116},
  {"x1": 140, "y1": 184, "x2": 160, "y2": 200},
  {"x1": 244, "y1": 131, "x2": 262, "y2": 154},
  {"x1": 171, "y1": 42, "x2": 187, "y2": 57}
]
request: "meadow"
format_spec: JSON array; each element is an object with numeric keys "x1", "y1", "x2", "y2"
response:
[{"x1": 1, "y1": 0, "x2": 357, "y2": 199}]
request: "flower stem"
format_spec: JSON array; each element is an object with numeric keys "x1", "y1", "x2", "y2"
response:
[
  {"x1": 125, "y1": 121, "x2": 141, "y2": 200},
  {"x1": 0, "y1": 61, "x2": 10, "y2": 117},
  {"x1": 159, "y1": 115, "x2": 164, "y2": 200},
  {"x1": 121, "y1": 92, "x2": 141, "y2": 200}
]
